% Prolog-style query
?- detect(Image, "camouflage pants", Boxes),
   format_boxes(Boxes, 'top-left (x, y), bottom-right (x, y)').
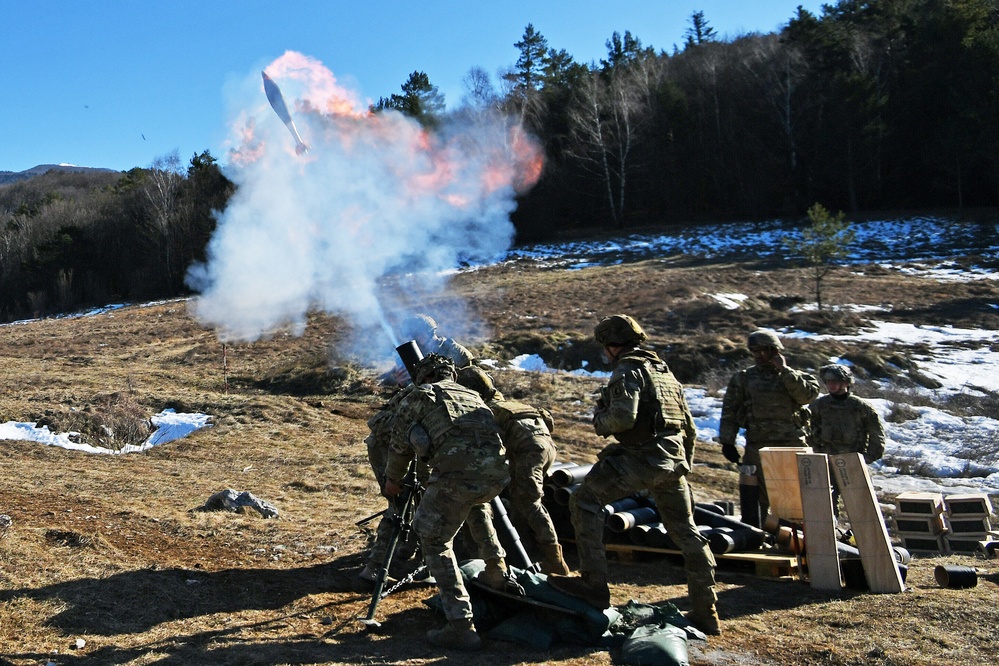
top-left (569, 452), bottom-right (717, 611)
top-left (744, 438), bottom-right (806, 519)
top-left (507, 431), bottom-right (559, 546)
top-left (413, 475), bottom-right (507, 622)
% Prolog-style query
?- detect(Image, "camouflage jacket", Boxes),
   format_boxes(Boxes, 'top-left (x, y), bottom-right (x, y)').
top-left (384, 378), bottom-right (508, 485)
top-left (808, 393), bottom-right (886, 463)
top-left (594, 349), bottom-right (697, 474)
top-left (719, 364), bottom-right (820, 447)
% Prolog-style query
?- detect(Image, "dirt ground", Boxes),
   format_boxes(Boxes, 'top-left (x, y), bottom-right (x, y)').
top-left (1, 255), bottom-right (998, 665)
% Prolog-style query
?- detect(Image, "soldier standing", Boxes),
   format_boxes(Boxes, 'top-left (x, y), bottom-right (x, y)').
top-left (808, 363), bottom-right (886, 510)
top-left (548, 315), bottom-right (720, 636)
top-left (456, 366), bottom-right (570, 575)
top-left (383, 354), bottom-right (510, 651)
top-left (718, 330), bottom-right (820, 527)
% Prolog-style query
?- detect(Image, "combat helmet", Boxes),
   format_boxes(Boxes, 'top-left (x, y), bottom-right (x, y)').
top-left (456, 366), bottom-right (496, 401)
top-left (747, 329), bottom-right (784, 350)
top-left (819, 363), bottom-right (853, 384)
top-left (411, 353), bottom-right (456, 385)
top-left (401, 313), bottom-right (438, 340)
top-left (594, 314), bottom-right (648, 346)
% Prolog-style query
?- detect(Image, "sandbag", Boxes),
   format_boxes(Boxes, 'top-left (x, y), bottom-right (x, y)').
top-left (617, 623), bottom-right (690, 666)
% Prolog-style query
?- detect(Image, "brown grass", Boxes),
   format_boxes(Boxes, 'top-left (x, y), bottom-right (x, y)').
top-left (1, 261), bottom-right (998, 665)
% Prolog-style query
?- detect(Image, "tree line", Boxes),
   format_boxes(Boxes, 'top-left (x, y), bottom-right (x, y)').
top-left (2, 0), bottom-right (997, 321)
top-left (0, 151), bottom-right (233, 321)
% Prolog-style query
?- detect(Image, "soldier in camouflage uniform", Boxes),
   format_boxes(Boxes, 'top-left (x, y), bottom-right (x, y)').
top-left (719, 330), bottom-right (819, 527)
top-left (383, 314), bottom-right (475, 386)
top-left (383, 354), bottom-right (510, 651)
top-left (457, 366), bottom-right (570, 575)
top-left (548, 315), bottom-right (720, 636)
top-left (357, 389), bottom-right (429, 583)
top-left (808, 363), bottom-right (886, 511)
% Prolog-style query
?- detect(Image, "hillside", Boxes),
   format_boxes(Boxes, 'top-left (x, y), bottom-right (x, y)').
top-left (0, 254), bottom-right (997, 665)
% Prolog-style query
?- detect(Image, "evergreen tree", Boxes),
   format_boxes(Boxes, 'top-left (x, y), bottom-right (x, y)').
top-left (685, 11), bottom-right (718, 48)
top-left (372, 71), bottom-right (446, 128)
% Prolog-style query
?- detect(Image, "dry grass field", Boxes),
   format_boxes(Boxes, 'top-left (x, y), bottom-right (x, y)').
top-left (1, 253), bottom-right (998, 665)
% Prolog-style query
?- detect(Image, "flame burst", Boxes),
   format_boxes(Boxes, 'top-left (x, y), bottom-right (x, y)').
top-left (191, 51), bottom-right (544, 349)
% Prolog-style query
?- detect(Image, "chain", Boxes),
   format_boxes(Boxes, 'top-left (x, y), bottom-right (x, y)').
top-left (379, 564), bottom-right (428, 598)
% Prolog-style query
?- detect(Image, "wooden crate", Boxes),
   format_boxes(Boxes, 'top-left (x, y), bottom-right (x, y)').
top-left (892, 515), bottom-right (947, 535)
top-left (901, 534), bottom-right (947, 554)
top-left (944, 493), bottom-right (994, 517)
top-left (894, 491), bottom-right (944, 517)
top-left (945, 537), bottom-right (985, 554)
top-left (947, 517), bottom-right (992, 536)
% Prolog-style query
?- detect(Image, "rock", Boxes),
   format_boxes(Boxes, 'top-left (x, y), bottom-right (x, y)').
top-left (200, 489), bottom-right (279, 518)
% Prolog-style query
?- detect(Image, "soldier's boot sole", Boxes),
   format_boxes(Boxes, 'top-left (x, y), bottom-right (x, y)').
top-left (426, 624), bottom-right (482, 651)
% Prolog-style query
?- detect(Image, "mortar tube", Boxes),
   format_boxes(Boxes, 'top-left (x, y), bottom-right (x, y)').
top-left (395, 340), bottom-right (423, 377)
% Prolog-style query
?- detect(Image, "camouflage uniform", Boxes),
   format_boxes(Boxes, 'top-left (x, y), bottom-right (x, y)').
top-left (808, 393), bottom-right (885, 462)
top-left (809, 388), bottom-right (886, 512)
top-left (384, 376), bottom-right (509, 628)
top-left (360, 391), bottom-right (429, 575)
top-left (719, 362), bottom-right (819, 516)
top-left (422, 336), bottom-right (475, 370)
top-left (490, 393), bottom-right (567, 569)
top-left (554, 346), bottom-right (718, 620)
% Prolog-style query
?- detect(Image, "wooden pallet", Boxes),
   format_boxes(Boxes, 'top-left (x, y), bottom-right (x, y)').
top-left (601, 542), bottom-right (800, 579)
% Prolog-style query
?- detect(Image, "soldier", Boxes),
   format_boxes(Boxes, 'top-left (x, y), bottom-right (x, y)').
top-left (719, 329), bottom-right (819, 527)
top-left (547, 315), bottom-right (720, 636)
top-left (383, 354), bottom-right (510, 651)
top-left (809, 363), bottom-right (886, 510)
top-left (383, 314), bottom-right (474, 386)
top-left (456, 366), bottom-right (570, 575)
top-left (357, 389), bottom-right (427, 583)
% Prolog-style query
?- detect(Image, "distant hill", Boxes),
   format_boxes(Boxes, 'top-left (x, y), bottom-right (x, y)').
top-left (0, 163), bottom-right (118, 185)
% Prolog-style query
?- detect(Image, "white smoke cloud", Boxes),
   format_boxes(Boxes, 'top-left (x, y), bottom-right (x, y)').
top-left (187, 52), bottom-right (541, 362)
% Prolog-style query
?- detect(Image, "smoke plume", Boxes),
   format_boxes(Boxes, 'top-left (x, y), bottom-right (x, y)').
top-left (187, 51), bottom-right (542, 362)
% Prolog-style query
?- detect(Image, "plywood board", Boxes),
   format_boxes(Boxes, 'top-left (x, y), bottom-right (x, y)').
top-left (830, 453), bottom-right (905, 593)
top-left (798, 453), bottom-right (842, 590)
top-left (759, 447), bottom-right (812, 522)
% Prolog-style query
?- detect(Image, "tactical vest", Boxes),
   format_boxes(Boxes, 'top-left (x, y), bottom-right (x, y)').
top-left (416, 382), bottom-right (502, 475)
top-left (492, 399), bottom-right (555, 434)
top-left (615, 354), bottom-right (687, 447)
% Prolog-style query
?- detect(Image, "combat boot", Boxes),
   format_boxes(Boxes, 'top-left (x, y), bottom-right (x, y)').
top-left (426, 618), bottom-right (482, 651)
top-left (540, 543), bottom-right (570, 576)
top-left (684, 606), bottom-right (721, 636)
top-left (547, 571), bottom-right (611, 608)
top-left (478, 557), bottom-right (508, 590)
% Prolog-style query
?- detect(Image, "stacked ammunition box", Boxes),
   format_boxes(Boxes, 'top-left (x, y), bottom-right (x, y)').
top-left (942, 493), bottom-right (996, 554)
top-left (892, 491), bottom-right (947, 554)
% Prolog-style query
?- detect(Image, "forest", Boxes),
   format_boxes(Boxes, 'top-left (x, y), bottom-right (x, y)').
top-left (2, 0), bottom-right (998, 322)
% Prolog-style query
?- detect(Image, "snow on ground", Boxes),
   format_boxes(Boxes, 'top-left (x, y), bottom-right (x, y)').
top-left (2, 218), bottom-right (998, 497)
top-left (0, 409), bottom-right (211, 455)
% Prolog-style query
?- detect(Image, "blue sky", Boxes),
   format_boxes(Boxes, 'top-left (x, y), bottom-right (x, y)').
top-left (1, 1), bottom-right (826, 174)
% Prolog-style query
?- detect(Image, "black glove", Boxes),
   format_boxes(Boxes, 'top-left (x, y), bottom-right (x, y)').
top-left (721, 442), bottom-right (741, 464)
